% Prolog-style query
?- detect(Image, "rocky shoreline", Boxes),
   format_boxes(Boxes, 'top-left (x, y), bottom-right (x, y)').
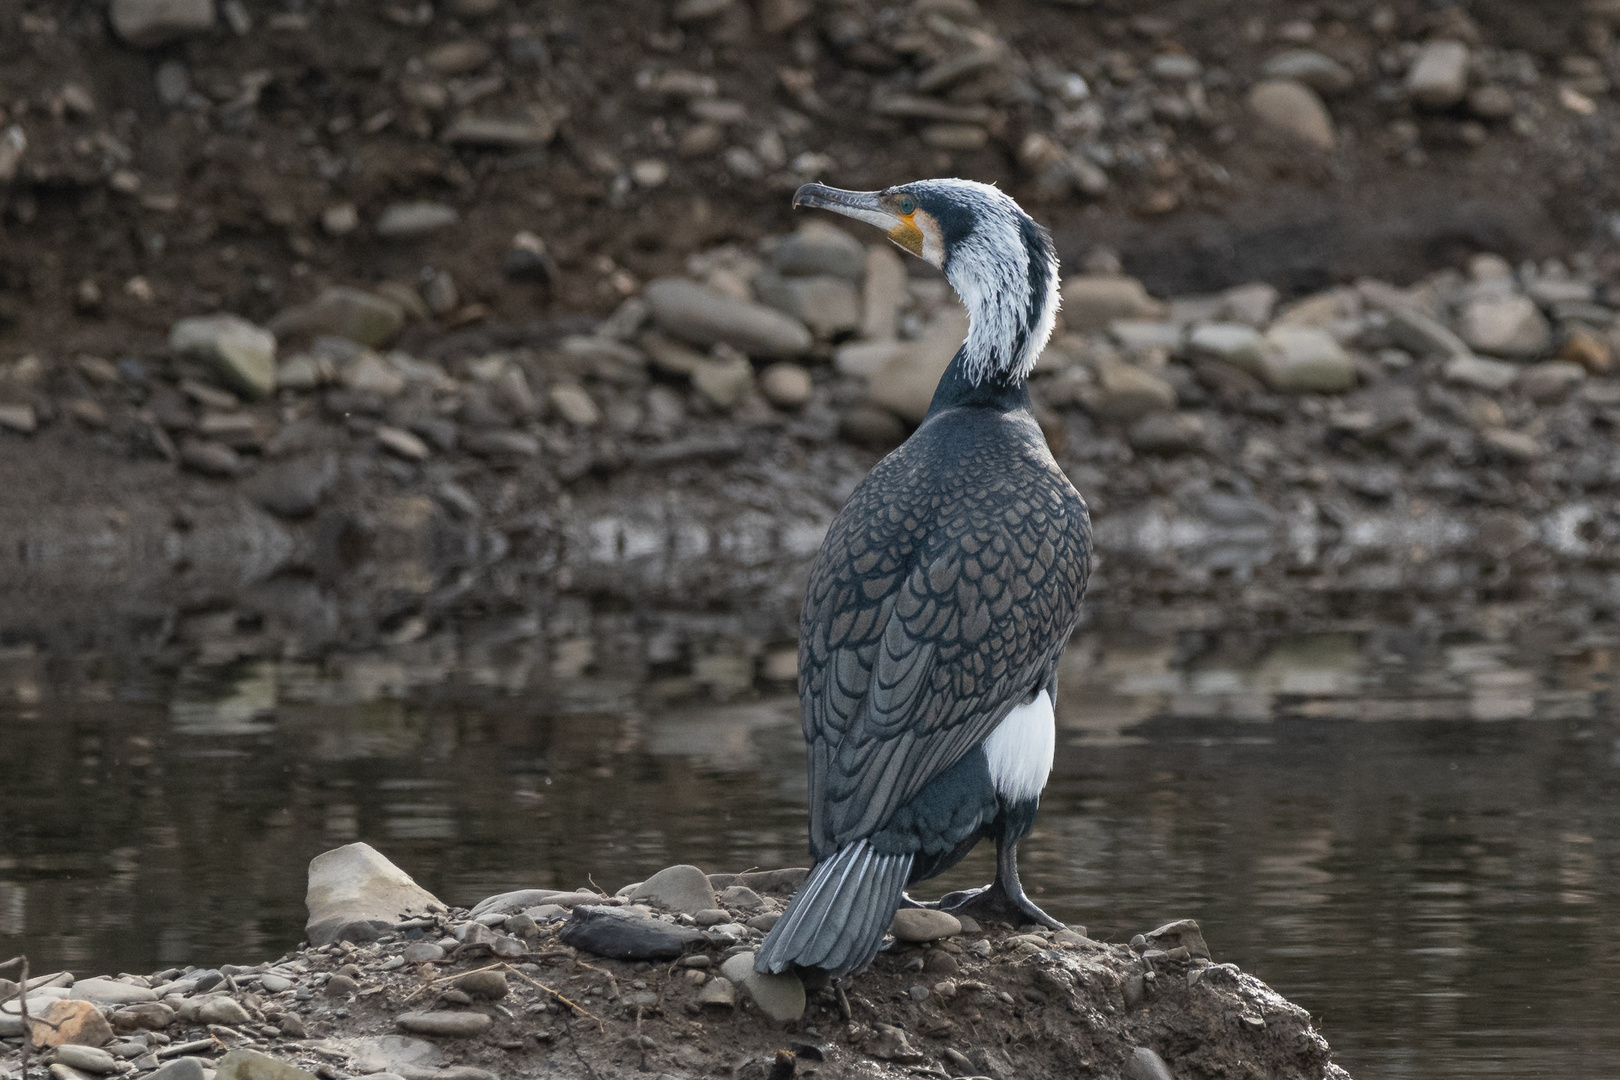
top-left (1, 843), bottom-right (1352, 1080)
top-left (2, 224), bottom-right (1617, 677)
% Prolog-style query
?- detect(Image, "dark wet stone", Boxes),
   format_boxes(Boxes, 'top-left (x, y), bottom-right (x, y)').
top-left (556, 904), bottom-right (704, 960)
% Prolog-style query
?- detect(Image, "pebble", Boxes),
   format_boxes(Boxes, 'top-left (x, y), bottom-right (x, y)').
top-left (145, 1060), bottom-right (205, 1080)
top-left (1460, 294), bottom-right (1551, 358)
top-left (1144, 919), bottom-right (1211, 959)
top-left (0, 403), bottom-right (38, 434)
top-left (1559, 327), bottom-right (1613, 374)
top-left (461, 430), bottom-right (541, 458)
top-left (1061, 275), bottom-right (1166, 332)
top-left (556, 905), bottom-right (705, 960)
top-left (215, 1050), bottom-right (318, 1080)
top-left (1518, 361), bottom-right (1585, 403)
top-left (377, 426), bottom-right (431, 462)
top-left (1468, 85), bottom-right (1515, 120)
top-left (258, 974), bottom-right (293, 993)
top-left (755, 274), bottom-right (861, 338)
top-left (549, 384), bottom-right (602, 426)
top-left (376, 203), bottom-right (460, 240)
top-left (861, 244), bottom-right (907, 341)
top-left (325, 974), bottom-right (358, 997)
top-left (771, 222), bottom-right (866, 281)
top-left (1246, 79), bottom-right (1335, 151)
top-left (644, 278), bottom-right (812, 359)
top-left (272, 286), bottom-right (405, 348)
top-left (442, 118), bottom-right (555, 148)
top-left (29, 999), bottom-right (116, 1048)
top-left (890, 908), bottom-right (963, 943)
top-left (697, 977), bottom-right (736, 1007)
top-left (110, 0), bottom-right (215, 47)
top-left (719, 952), bottom-right (806, 1023)
top-left (111, 1003), bottom-right (174, 1031)
top-left (170, 315), bottom-right (277, 399)
top-left (867, 309), bottom-right (969, 422)
top-left (53, 1046), bottom-right (117, 1074)
top-left (759, 362), bottom-right (813, 408)
top-left (342, 353), bottom-right (405, 397)
top-left (1260, 49), bottom-right (1353, 95)
top-left (692, 355), bottom-right (756, 410)
top-left (1407, 40), bottom-right (1471, 109)
top-left (245, 454), bottom-right (337, 518)
top-left (1129, 411), bottom-right (1206, 454)
top-left (321, 204), bottom-right (359, 236)
top-left (1259, 325), bottom-right (1356, 392)
top-left (180, 439), bottom-right (246, 477)
top-left (1127, 1046), bottom-right (1175, 1080)
top-left (627, 864), bottom-right (718, 915)
top-left (306, 843), bottom-right (446, 948)
top-left (454, 971), bottom-right (508, 1000)
top-left (1088, 363), bottom-right (1178, 422)
top-left (1188, 322), bottom-right (1265, 369)
top-left (395, 1011), bottom-right (492, 1037)
top-left (694, 908), bottom-right (729, 926)
top-left (1480, 428), bottom-right (1540, 462)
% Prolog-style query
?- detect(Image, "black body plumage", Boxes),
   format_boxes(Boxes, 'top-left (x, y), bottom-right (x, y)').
top-left (757, 179), bottom-right (1092, 979)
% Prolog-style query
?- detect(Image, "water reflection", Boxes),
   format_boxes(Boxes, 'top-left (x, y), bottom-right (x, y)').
top-left (0, 621), bottom-right (1616, 1080)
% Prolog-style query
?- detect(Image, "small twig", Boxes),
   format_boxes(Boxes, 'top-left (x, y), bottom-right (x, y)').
top-left (2, 956), bottom-right (31, 1080)
top-left (496, 963), bottom-right (603, 1030)
top-left (835, 981), bottom-right (852, 1022)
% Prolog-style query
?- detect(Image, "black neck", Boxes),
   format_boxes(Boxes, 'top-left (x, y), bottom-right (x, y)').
top-left (924, 347), bottom-right (1029, 418)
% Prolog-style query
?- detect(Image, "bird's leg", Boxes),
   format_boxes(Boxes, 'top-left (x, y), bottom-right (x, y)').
top-left (934, 836), bottom-right (1064, 929)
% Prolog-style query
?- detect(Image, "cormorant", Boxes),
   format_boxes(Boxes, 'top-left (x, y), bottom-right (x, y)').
top-left (756, 179), bottom-right (1093, 980)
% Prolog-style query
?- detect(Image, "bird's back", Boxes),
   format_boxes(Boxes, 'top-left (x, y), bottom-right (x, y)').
top-left (798, 403), bottom-right (1091, 858)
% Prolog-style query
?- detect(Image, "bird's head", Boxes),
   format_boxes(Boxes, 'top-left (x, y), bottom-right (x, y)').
top-left (794, 178), bottom-right (1060, 385)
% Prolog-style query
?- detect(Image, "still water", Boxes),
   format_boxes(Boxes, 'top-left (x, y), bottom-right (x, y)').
top-left (1, 620), bottom-right (1617, 1080)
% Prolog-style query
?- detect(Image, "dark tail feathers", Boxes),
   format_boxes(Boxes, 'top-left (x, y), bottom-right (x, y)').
top-left (754, 839), bottom-right (913, 978)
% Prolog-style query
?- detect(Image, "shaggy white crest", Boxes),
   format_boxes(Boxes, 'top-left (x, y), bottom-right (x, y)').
top-left (909, 178), bottom-right (1062, 385)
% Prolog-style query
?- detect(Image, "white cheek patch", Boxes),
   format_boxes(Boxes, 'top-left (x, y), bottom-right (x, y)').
top-left (983, 689), bottom-right (1055, 803)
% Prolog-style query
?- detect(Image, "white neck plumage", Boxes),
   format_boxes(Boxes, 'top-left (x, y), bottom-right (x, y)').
top-left (945, 224), bottom-right (1062, 387)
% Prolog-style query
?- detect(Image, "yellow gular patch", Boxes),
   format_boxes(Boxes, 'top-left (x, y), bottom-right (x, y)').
top-left (887, 218), bottom-right (924, 258)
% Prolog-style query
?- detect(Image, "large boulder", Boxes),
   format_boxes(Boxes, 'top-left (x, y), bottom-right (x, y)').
top-left (304, 842), bottom-right (446, 946)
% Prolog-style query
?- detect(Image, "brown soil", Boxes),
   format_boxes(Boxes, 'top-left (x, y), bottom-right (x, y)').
top-left (1, 884), bottom-right (1354, 1080)
top-left (2, 0), bottom-right (1614, 363)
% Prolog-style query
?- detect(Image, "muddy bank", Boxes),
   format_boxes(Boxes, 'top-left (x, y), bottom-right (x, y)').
top-left (0, 843), bottom-right (1352, 1080)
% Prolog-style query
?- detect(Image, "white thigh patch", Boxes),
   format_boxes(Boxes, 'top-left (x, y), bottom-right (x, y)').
top-left (982, 689), bottom-right (1055, 803)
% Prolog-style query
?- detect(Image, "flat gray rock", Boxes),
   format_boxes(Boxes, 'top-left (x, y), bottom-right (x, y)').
top-left (627, 864), bottom-right (717, 915)
top-left (305, 842), bottom-right (446, 947)
top-left (557, 905), bottom-right (704, 960)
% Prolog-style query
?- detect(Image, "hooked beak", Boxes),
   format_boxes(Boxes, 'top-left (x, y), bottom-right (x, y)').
top-left (792, 183), bottom-right (901, 232)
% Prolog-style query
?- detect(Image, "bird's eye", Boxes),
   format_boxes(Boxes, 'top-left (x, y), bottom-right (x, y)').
top-left (898, 195), bottom-right (916, 215)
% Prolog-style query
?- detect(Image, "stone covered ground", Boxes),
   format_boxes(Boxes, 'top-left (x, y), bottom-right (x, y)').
top-left (3, 0), bottom-right (1620, 679)
top-left (0, 843), bottom-right (1351, 1080)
